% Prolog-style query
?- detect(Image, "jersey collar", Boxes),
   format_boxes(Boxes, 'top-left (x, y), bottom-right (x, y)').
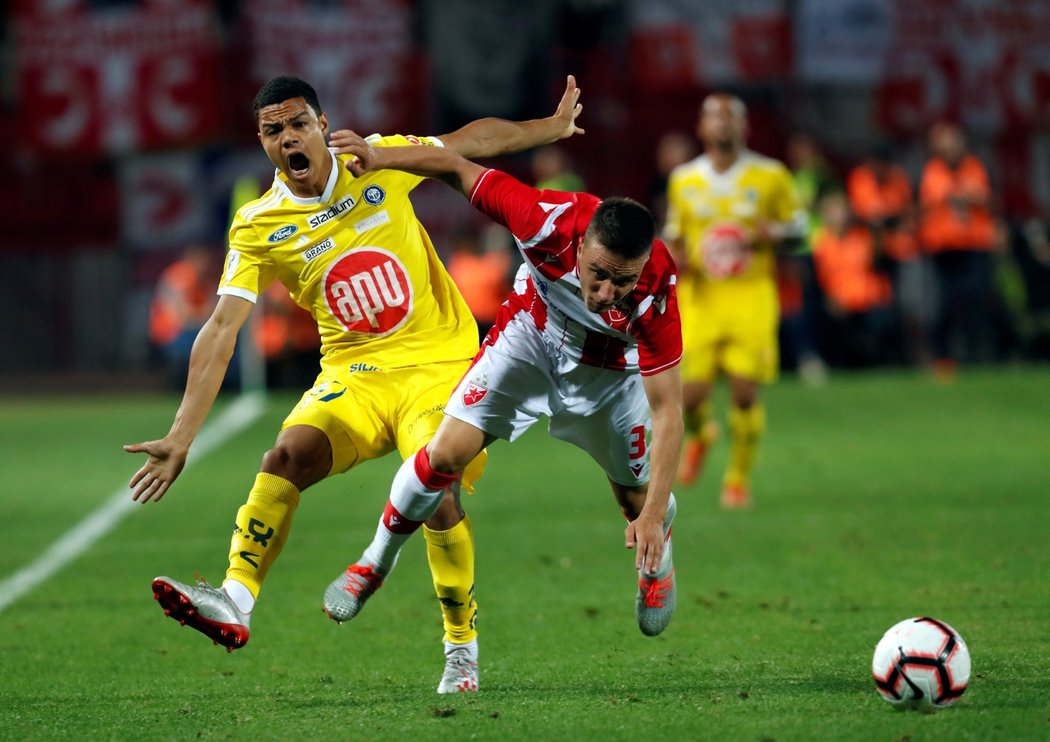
top-left (273, 148), bottom-right (339, 206)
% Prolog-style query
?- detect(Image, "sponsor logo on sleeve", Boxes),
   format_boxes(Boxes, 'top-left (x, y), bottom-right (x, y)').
top-left (268, 225), bottom-right (298, 243)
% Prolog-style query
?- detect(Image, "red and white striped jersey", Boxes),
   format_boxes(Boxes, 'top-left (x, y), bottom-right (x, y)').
top-left (469, 169), bottom-right (682, 376)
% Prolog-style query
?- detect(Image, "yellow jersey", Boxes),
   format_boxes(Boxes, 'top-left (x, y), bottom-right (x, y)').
top-left (219, 135), bottom-right (478, 372)
top-left (663, 150), bottom-right (805, 286)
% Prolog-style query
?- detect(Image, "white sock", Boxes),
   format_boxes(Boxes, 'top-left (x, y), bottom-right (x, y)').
top-left (445, 637), bottom-right (478, 659)
top-left (639, 493), bottom-right (676, 580)
top-left (360, 525), bottom-right (405, 576)
top-left (222, 579), bottom-right (255, 614)
top-left (358, 453), bottom-right (449, 575)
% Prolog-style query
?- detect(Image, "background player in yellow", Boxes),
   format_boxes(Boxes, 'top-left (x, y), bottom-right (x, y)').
top-left (663, 93), bottom-right (805, 508)
top-left (124, 74), bottom-right (584, 693)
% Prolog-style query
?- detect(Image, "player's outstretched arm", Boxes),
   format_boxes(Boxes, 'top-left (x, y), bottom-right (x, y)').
top-left (338, 135), bottom-right (486, 198)
top-left (439, 74), bottom-right (585, 159)
top-left (123, 295), bottom-right (253, 503)
top-left (625, 365), bottom-right (684, 575)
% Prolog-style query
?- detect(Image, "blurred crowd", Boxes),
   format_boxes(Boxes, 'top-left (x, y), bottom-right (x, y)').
top-left (779, 120), bottom-right (1050, 380)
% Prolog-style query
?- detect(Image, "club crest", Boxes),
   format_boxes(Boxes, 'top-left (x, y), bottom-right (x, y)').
top-left (463, 376), bottom-right (489, 406)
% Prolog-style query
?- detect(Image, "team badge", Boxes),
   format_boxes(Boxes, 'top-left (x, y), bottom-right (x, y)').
top-left (462, 376), bottom-right (489, 406)
top-left (268, 225), bottom-right (298, 243)
top-left (363, 185), bottom-right (386, 205)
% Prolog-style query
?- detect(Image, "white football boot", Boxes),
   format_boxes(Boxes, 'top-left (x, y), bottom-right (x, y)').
top-left (322, 562), bottom-right (384, 623)
top-left (437, 640), bottom-right (479, 694)
top-left (152, 575), bottom-right (250, 651)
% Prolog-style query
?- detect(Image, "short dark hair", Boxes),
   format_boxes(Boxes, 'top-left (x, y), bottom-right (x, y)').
top-left (252, 76), bottom-right (323, 120)
top-left (585, 197), bottom-right (655, 260)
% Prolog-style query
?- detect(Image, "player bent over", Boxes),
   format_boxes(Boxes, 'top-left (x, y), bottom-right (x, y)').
top-left (124, 75), bottom-right (585, 694)
top-left (321, 139), bottom-right (684, 660)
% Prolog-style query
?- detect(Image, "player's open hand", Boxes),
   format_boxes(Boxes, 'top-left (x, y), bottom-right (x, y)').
top-left (329, 129), bottom-right (380, 176)
top-left (625, 512), bottom-right (665, 576)
top-left (123, 438), bottom-right (188, 503)
top-left (551, 74), bottom-right (585, 140)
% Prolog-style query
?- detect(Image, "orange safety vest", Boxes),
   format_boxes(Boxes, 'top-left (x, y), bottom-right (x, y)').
top-left (847, 164), bottom-right (919, 261)
top-left (448, 251), bottom-right (511, 325)
top-left (813, 225), bottom-right (893, 313)
top-left (918, 155), bottom-right (995, 252)
top-left (149, 261), bottom-right (213, 346)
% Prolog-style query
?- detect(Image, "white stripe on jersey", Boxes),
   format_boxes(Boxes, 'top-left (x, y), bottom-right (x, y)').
top-left (240, 190), bottom-right (281, 223)
top-left (521, 201), bottom-right (573, 249)
top-left (217, 285), bottom-right (259, 304)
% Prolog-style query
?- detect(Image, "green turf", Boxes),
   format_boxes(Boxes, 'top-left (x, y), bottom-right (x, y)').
top-left (1, 368), bottom-right (1048, 740)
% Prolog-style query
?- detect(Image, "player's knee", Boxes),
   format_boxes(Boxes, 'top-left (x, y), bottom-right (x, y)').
top-left (426, 490), bottom-right (465, 529)
top-left (260, 441), bottom-right (330, 489)
top-left (425, 444), bottom-right (469, 477)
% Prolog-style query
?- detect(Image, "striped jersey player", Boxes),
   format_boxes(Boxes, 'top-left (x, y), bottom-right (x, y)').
top-left (322, 137), bottom-right (686, 640)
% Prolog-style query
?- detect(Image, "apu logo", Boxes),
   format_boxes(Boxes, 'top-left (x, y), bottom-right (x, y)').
top-left (268, 225), bottom-right (298, 243)
top-left (323, 248), bottom-right (413, 335)
top-left (701, 222), bottom-right (752, 279)
top-left (363, 185), bottom-right (386, 205)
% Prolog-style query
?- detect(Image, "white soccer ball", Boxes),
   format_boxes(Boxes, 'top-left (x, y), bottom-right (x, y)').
top-left (872, 617), bottom-right (971, 711)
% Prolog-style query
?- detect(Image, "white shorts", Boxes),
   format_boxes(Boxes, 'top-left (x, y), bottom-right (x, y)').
top-left (444, 313), bottom-right (652, 487)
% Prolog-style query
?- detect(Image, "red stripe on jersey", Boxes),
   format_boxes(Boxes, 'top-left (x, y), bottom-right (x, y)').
top-left (472, 169), bottom-right (588, 282)
top-left (633, 243), bottom-right (683, 375)
top-left (580, 329), bottom-right (628, 371)
top-left (472, 167), bottom-right (683, 375)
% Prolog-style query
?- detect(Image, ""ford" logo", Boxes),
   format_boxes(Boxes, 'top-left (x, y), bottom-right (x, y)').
top-left (268, 225), bottom-right (298, 243)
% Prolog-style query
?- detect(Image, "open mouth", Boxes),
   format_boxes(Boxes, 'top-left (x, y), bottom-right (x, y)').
top-left (288, 152), bottom-right (310, 178)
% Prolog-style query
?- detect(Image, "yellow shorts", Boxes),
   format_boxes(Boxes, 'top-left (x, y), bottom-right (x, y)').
top-left (282, 359), bottom-right (485, 490)
top-left (678, 277), bottom-right (779, 384)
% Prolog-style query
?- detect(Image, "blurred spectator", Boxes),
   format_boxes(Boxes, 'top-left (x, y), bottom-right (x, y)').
top-left (783, 132), bottom-right (834, 384)
top-left (648, 131), bottom-right (698, 227)
top-left (812, 192), bottom-right (894, 368)
top-left (148, 243), bottom-right (221, 389)
top-left (447, 225), bottom-right (515, 341)
top-left (919, 121), bottom-right (998, 377)
top-left (848, 141), bottom-right (928, 365)
top-left (253, 283), bottom-right (321, 389)
top-left (1004, 217), bottom-right (1050, 361)
top-left (531, 145), bottom-right (585, 192)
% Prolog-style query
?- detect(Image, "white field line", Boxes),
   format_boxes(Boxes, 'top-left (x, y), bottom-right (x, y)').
top-left (0, 392), bottom-right (267, 615)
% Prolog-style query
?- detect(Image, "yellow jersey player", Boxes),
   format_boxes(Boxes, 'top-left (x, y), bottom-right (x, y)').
top-left (124, 74), bottom-right (584, 693)
top-left (663, 93), bottom-right (805, 508)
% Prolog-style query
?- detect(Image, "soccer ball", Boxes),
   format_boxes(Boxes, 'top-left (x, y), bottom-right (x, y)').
top-left (872, 617), bottom-right (971, 711)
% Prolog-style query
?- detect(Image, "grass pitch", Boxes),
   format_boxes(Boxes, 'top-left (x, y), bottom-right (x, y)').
top-left (1, 367), bottom-right (1048, 740)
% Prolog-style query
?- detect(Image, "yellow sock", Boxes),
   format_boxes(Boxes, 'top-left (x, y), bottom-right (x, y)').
top-left (423, 515), bottom-right (478, 644)
top-left (725, 403), bottom-right (765, 489)
top-left (226, 473), bottom-right (301, 598)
